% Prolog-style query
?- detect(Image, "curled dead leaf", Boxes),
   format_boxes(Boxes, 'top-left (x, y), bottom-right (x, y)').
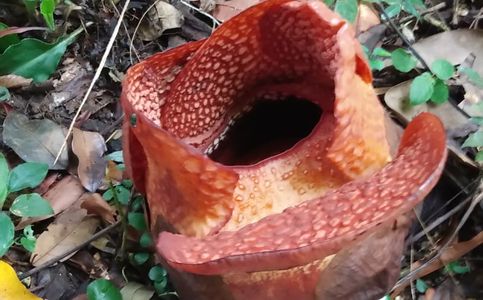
top-left (72, 128), bottom-right (107, 192)
top-left (138, 1), bottom-right (184, 41)
top-left (80, 193), bottom-right (116, 224)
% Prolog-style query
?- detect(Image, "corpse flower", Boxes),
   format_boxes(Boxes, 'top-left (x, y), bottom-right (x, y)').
top-left (121, 0), bottom-right (447, 298)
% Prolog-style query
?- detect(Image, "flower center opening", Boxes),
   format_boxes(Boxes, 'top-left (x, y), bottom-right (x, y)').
top-left (207, 97), bottom-right (322, 166)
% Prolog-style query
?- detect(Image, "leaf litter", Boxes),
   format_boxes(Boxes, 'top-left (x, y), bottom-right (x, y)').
top-left (0, 0), bottom-right (483, 299)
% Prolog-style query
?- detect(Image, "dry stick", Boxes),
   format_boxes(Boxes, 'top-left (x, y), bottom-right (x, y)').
top-left (53, 0), bottom-right (132, 166)
top-left (392, 181), bottom-right (483, 291)
top-left (375, 2), bottom-right (431, 71)
top-left (18, 220), bottom-right (121, 280)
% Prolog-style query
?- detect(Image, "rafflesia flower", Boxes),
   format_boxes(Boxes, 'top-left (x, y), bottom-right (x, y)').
top-left (121, 0), bottom-right (447, 298)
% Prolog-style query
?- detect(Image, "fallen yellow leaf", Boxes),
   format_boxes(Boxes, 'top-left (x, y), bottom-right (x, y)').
top-left (0, 261), bottom-right (41, 300)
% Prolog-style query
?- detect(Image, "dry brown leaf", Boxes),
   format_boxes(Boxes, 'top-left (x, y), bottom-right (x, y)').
top-left (412, 29), bottom-right (483, 74)
top-left (106, 160), bottom-right (124, 182)
top-left (356, 4), bottom-right (380, 33)
top-left (30, 207), bottom-right (99, 266)
top-left (0, 74), bottom-right (32, 88)
top-left (80, 193), bottom-right (116, 224)
top-left (138, 1), bottom-right (184, 41)
top-left (3, 111), bottom-right (69, 169)
top-left (213, 0), bottom-right (261, 22)
top-left (316, 216), bottom-right (410, 300)
top-left (72, 128), bottom-right (107, 192)
top-left (34, 173), bottom-right (60, 195)
top-left (17, 175), bottom-right (85, 229)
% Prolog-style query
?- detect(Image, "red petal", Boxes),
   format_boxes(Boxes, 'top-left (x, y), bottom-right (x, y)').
top-left (157, 113), bottom-right (447, 274)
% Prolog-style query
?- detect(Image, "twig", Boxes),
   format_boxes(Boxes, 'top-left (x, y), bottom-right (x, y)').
top-left (18, 221), bottom-right (121, 280)
top-left (375, 2), bottom-right (431, 70)
top-left (53, 0), bottom-right (132, 166)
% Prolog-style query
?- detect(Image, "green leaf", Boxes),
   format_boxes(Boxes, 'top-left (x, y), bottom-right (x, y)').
top-left (431, 59), bottom-right (455, 80)
top-left (430, 79), bottom-right (449, 104)
top-left (372, 47), bottom-right (391, 57)
top-left (149, 266), bottom-right (167, 281)
top-left (0, 23), bottom-right (21, 53)
top-left (139, 231), bottom-right (153, 248)
top-left (0, 153), bottom-right (9, 209)
top-left (462, 131), bottom-right (483, 148)
top-left (401, 0), bottom-right (420, 17)
top-left (369, 59), bottom-right (384, 71)
top-left (383, 4), bottom-right (401, 19)
top-left (0, 86), bottom-right (10, 102)
top-left (153, 277), bottom-right (168, 294)
top-left (8, 162), bottom-right (49, 192)
top-left (0, 27), bottom-right (83, 82)
top-left (20, 225), bottom-right (36, 252)
top-left (0, 212), bottom-right (14, 257)
top-left (128, 212), bottom-right (147, 231)
top-left (391, 48), bottom-right (417, 73)
top-left (132, 252), bottom-right (150, 265)
top-left (10, 193), bottom-right (54, 217)
top-left (102, 189), bottom-right (113, 201)
top-left (114, 185), bottom-right (130, 205)
top-left (87, 279), bottom-right (122, 300)
top-left (121, 179), bottom-right (133, 188)
top-left (40, 0), bottom-right (56, 30)
top-left (131, 195), bottom-right (144, 212)
top-left (415, 279), bottom-right (428, 293)
top-left (410, 72), bottom-right (435, 105)
top-left (459, 66), bottom-right (483, 88)
top-left (470, 117), bottom-right (483, 125)
top-left (323, 0), bottom-right (336, 7)
top-left (475, 151), bottom-right (483, 162)
top-left (106, 151), bottom-right (123, 163)
top-left (335, 0), bottom-right (358, 23)
top-left (445, 261), bottom-right (471, 274)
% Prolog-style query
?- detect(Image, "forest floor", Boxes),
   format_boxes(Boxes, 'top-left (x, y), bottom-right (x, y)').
top-left (0, 0), bottom-right (482, 299)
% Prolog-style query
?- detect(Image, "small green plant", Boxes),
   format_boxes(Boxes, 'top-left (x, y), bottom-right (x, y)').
top-left (324, 0), bottom-right (426, 23)
top-left (389, 50), bottom-right (483, 106)
top-left (22, 0), bottom-right (58, 30)
top-left (444, 260), bottom-right (471, 275)
top-left (0, 153), bottom-right (53, 257)
top-left (87, 279), bottom-right (122, 300)
top-left (415, 279), bottom-right (428, 293)
top-left (363, 46), bottom-right (392, 71)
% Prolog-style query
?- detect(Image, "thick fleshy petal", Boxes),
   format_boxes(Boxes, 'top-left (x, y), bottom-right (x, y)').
top-left (157, 113), bottom-right (447, 274)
